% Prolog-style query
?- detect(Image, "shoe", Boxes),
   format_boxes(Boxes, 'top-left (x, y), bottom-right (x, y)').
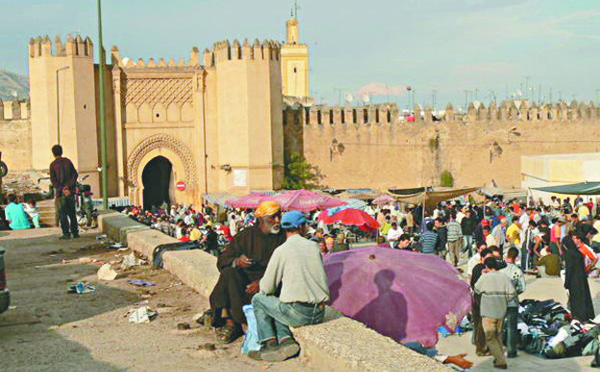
top-left (247, 339), bottom-right (278, 361)
top-left (494, 364), bottom-right (508, 370)
top-left (261, 337), bottom-right (300, 362)
top-left (59, 235), bottom-right (71, 240)
top-left (216, 323), bottom-right (244, 344)
top-left (72, 233), bottom-right (80, 239)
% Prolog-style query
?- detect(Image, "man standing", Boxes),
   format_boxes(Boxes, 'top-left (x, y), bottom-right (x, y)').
top-left (500, 247), bottom-right (525, 358)
top-left (475, 257), bottom-right (516, 370)
top-left (49, 145), bottom-right (79, 239)
top-left (446, 212), bottom-right (463, 267)
top-left (461, 209), bottom-right (478, 257)
top-left (565, 234), bottom-right (596, 321)
top-left (209, 201), bottom-right (286, 343)
top-left (250, 210), bottom-right (329, 362)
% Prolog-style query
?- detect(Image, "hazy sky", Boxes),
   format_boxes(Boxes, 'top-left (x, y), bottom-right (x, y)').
top-left (2, 0), bottom-right (600, 108)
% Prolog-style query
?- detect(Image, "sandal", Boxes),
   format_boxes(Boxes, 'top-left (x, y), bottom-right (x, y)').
top-left (216, 323), bottom-right (244, 344)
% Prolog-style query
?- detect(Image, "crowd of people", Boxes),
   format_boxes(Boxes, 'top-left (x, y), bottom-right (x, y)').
top-left (6, 172), bottom-right (600, 368)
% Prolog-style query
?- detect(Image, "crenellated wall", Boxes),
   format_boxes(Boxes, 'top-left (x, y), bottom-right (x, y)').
top-left (284, 101), bottom-right (600, 190)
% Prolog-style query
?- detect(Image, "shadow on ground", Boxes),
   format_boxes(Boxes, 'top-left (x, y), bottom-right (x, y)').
top-left (0, 232), bottom-right (137, 371)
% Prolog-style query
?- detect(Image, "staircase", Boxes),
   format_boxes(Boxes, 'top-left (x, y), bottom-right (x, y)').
top-left (38, 199), bottom-right (58, 227)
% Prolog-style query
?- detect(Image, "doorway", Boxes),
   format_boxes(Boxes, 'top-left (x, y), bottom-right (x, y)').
top-left (142, 156), bottom-right (172, 210)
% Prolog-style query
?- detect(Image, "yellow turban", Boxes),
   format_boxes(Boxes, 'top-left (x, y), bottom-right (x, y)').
top-left (255, 201), bottom-right (281, 217)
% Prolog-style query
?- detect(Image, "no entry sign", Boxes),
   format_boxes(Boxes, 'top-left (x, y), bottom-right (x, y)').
top-left (176, 181), bottom-right (186, 191)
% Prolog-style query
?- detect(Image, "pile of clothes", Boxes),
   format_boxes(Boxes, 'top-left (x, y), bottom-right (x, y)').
top-left (518, 299), bottom-right (600, 359)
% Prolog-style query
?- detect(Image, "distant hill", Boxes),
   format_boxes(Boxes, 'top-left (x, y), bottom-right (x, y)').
top-left (0, 69), bottom-right (29, 101)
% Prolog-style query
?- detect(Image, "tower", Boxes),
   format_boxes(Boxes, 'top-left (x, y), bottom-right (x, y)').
top-left (281, 14), bottom-right (309, 99)
top-left (28, 35), bottom-right (100, 193)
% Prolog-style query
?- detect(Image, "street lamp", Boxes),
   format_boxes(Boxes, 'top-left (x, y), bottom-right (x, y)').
top-left (56, 66), bottom-right (70, 145)
top-left (97, 0), bottom-right (109, 210)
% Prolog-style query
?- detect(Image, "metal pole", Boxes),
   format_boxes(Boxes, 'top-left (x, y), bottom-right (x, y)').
top-left (97, 0), bottom-right (109, 210)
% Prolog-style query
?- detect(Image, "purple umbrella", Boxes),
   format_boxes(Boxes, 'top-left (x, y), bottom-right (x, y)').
top-left (324, 247), bottom-right (472, 348)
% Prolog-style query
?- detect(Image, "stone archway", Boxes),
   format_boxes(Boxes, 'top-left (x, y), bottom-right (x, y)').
top-left (142, 156), bottom-right (172, 209)
top-left (126, 134), bottom-right (198, 205)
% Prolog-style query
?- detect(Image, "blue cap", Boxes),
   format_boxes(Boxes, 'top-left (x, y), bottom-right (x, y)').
top-left (281, 210), bottom-right (307, 229)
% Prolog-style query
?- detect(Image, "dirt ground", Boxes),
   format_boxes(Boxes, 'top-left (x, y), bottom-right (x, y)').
top-left (0, 228), bottom-right (314, 372)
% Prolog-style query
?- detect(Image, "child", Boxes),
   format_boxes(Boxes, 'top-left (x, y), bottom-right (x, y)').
top-left (24, 200), bottom-right (41, 228)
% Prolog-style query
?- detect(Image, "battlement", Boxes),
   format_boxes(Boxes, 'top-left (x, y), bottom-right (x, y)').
top-left (29, 35), bottom-right (93, 58)
top-left (284, 100), bottom-right (600, 127)
top-left (0, 99), bottom-right (30, 120)
top-left (204, 39), bottom-right (281, 67)
top-left (112, 38), bottom-right (280, 70)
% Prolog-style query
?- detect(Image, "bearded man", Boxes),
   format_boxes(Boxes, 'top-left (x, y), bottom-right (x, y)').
top-left (208, 201), bottom-right (286, 343)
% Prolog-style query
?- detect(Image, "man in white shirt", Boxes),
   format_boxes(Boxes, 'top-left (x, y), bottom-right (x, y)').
top-left (249, 211), bottom-right (330, 362)
top-left (387, 222), bottom-right (403, 248)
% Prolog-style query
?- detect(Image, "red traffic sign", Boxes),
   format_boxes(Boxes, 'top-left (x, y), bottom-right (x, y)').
top-left (176, 181), bottom-right (186, 191)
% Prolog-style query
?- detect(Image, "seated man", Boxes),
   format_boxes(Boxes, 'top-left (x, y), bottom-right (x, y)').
top-left (5, 194), bottom-right (32, 230)
top-left (249, 210), bottom-right (330, 362)
top-left (209, 201), bottom-right (285, 343)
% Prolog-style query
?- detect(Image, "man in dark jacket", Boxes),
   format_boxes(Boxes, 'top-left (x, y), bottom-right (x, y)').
top-left (49, 145), bottom-right (79, 239)
top-left (461, 209), bottom-right (478, 257)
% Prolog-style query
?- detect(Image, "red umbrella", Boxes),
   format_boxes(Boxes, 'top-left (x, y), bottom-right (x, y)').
top-left (226, 193), bottom-right (271, 209)
top-left (272, 189), bottom-right (346, 212)
top-left (319, 208), bottom-right (380, 231)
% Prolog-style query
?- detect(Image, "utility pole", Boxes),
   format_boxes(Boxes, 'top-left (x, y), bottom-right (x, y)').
top-left (524, 76), bottom-right (530, 101)
top-left (431, 89), bottom-right (437, 110)
top-left (333, 87), bottom-right (347, 106)
top-left (97, 0), bottom-right (109, 210)
top-left (464, 90), bottom-right (470, 112)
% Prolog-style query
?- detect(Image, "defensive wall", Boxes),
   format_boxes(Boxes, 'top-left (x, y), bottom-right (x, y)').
top-left (283, 100), bottom-right (600, 190)
top-left (98, 212), bottom-right (451, 371)
top-left (0, 100), bottom-right (32, 171)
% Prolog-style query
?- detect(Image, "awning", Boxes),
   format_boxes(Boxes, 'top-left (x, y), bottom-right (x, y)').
top-left (481, 186), bottom-right (527, 199)
top-left (532, 182), bottom-right (600, 195)
top-left (202, 192), bottom-right (237, 207)
top-left (390, 187), bottom-right (481, 209)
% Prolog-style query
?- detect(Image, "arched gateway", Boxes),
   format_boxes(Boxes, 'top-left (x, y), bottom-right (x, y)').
top-left (126, 134), bottom-right (198, 207)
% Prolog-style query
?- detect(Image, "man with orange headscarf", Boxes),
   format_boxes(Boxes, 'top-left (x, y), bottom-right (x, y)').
top-left (208, 200), bottom-right (286, 343)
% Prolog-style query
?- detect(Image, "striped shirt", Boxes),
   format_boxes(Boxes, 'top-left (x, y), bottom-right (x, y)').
top-left (447, 221), bottom-right (463, 242)
top-left (474, 270), bottom-right (516, 319)
top-left (419, 231), bottom-right (438, 254)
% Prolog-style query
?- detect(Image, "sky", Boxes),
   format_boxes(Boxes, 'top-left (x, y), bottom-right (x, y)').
top-left (1, 0), bottom-right (600, 109)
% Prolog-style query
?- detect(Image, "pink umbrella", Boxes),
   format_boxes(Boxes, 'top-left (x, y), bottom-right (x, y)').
top-left (372, 194), bottom-right (395, 205)
top-left (226, 193), bottom-right (271, 209)
top-left (324, 247), bottom-right (472, 348)
top-left (272, 189), bottom-right (347, 212)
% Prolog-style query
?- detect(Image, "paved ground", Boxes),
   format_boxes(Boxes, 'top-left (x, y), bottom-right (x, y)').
top-left (0, 228), bottom-right (313, 372)
top-left (436, 254), bottom-right (600, 372)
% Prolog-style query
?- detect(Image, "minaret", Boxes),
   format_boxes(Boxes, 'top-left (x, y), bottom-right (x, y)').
top-left (281, 6), bottom-right (309, 99)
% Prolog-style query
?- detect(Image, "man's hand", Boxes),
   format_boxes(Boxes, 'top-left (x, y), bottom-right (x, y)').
top-left (444, 354), bottom-right (473, 369)
top-left (245, 280), bottom-right (260, 294)
top-left (234, 254), bottom-right (253, 268)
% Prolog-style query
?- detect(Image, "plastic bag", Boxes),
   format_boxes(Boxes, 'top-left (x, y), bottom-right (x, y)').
top-left (241, 304), bottom-right (261, 355)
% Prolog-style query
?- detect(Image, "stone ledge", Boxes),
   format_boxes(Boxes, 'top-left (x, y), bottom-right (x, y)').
top-left (114, 216), bottom-right (451, 371)
top-left (127, 229), bottom-right (179, 258)
top-left (98, 211), bottom-right (150, 246)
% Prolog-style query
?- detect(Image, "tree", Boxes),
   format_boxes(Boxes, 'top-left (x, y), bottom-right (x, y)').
top-left (283, 154), bottom-right (325, 190)
top-left (440, 170), bottom-right (454, 187)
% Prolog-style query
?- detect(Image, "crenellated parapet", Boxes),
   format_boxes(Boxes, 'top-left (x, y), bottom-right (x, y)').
top-left (112, 38), bottom-right (280, 70)
top-left (0, 99), bottom-right (30, 121)
top-left (29, 34), bottom-right (93, 58)
top-left (285, 100), bottom-right (600, 128)
top-left (204, 39), bottom-right (281, 67)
